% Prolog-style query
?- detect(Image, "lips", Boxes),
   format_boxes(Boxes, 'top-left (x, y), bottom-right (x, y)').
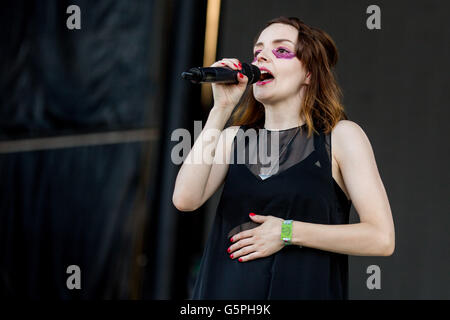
top-left (259, 67), bottom-right (274, 79)
top-left (256, 78), bottom-right (274, 86)
top-left (256, 66), bottom-right (275, 85)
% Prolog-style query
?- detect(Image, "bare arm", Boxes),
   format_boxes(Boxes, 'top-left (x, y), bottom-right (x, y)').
top-left (291, 120), bottom-right (395, 256)
top-left (172, 106), bottom-right (239, 211)
top-left (172, 57), bottom-right (248, 212)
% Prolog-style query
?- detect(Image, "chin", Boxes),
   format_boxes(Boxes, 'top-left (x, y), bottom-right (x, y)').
top-left (254, 91), bottom-right (289, 107)
top-left (253, 93), bottom-right (268, 103)
top-left (253, 87), bottom-right (271, 101)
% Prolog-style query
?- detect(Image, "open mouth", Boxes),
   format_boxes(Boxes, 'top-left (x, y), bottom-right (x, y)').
top-left (256, 70), bottom-right (275, 85)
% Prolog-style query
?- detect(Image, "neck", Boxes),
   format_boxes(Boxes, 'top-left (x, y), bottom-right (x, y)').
top-left (262, 92), bottom-right (305, 130)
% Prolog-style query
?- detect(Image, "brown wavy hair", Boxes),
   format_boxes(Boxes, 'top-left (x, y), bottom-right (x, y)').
top-left (228, 16), bottom-right (348, 136)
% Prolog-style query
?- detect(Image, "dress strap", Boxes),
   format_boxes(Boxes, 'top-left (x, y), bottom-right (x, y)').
top-left (313, 131), bottom-right (332, 175)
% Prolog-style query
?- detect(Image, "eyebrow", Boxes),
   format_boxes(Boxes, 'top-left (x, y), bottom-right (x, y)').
top-left (254, 39), bottom-right (295, 48)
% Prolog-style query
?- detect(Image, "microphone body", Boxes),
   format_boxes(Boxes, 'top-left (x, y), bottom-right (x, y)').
top-left (181, 62), bottom-right (261, 84)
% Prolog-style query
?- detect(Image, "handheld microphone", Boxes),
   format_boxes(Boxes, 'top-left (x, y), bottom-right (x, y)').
top-left (181, 62), bottom-right (261, 84)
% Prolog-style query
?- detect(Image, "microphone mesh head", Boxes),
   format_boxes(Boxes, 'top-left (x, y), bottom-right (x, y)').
top-left (242, 63), bottom-right (261, 84)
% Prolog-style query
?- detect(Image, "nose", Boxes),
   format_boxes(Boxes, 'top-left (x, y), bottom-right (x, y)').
top-left (252, 48), bottom-right (271, 64)
top-left (256, 49), bottom-right (270, 62)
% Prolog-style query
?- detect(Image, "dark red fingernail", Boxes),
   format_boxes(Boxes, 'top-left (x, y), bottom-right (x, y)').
top-left (249, 212), bottom-right (255, 216)
top-left (230, 254), bottom-right (234, 258)
top-left (238, 258), bottom-right (243, 262)
top-left (230, 237), bottom-right (234, 242)
top-left (227, 248), bottom-right (231, 253)
top-left (239, 73), bottom-right (243, 78)
top-left (233, 63), bottom-right (239, 68)
top-left (221, 62), bottom-right (225, 65)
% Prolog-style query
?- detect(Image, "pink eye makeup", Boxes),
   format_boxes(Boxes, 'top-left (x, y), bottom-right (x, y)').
top-left (252, 47), bottom-right (296, 62)
top-left (272, 47), bottom-right (296, 59)
top-left (251, 50), bottom-right (261, 63)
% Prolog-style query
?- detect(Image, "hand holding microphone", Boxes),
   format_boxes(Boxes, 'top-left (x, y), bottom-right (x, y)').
top-left (181, 59), bottom-right (261, 110)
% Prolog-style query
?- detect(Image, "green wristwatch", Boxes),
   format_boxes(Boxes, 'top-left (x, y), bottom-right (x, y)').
top-left (281, 219), bottom-right (293, 245)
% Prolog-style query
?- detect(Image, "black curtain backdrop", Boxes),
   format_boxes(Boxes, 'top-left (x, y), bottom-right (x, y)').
top-left (141, 0), bottom-right (207, 300)
top-left (0, 0), bottom-right (155, 137)
top-left (0, 0), bottom-right (155, 298)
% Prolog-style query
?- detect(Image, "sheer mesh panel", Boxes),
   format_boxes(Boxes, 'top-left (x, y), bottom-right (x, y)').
top-left (235, 124), bottom-right (316, 180)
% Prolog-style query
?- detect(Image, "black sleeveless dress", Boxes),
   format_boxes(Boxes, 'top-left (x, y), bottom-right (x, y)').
top-left (191, 123), bottom-right (352, 300)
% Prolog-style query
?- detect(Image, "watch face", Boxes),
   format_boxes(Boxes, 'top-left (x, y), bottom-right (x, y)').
top-left (281, 221), bottom-right (292, 243)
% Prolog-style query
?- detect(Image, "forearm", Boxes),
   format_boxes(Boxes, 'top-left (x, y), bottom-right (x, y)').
top-left (173, 106), bottom-right (232, 210)
top-left (291, 221), bottom-right (394, 256)
top-left (181, 106), bottom-right (232, 166)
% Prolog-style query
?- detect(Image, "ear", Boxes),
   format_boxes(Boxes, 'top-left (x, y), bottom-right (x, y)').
top-left (305, 72), bottom-right (311, 85)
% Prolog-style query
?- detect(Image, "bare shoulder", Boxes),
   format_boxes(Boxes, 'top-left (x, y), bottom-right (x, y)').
top-left (332, 120), bottom-right (366, 140)
top-left (331, 120), bottom-right (373, 162)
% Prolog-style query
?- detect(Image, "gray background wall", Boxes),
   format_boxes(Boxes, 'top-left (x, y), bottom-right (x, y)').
top-left (213, 0), bottom-right (449, 299)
